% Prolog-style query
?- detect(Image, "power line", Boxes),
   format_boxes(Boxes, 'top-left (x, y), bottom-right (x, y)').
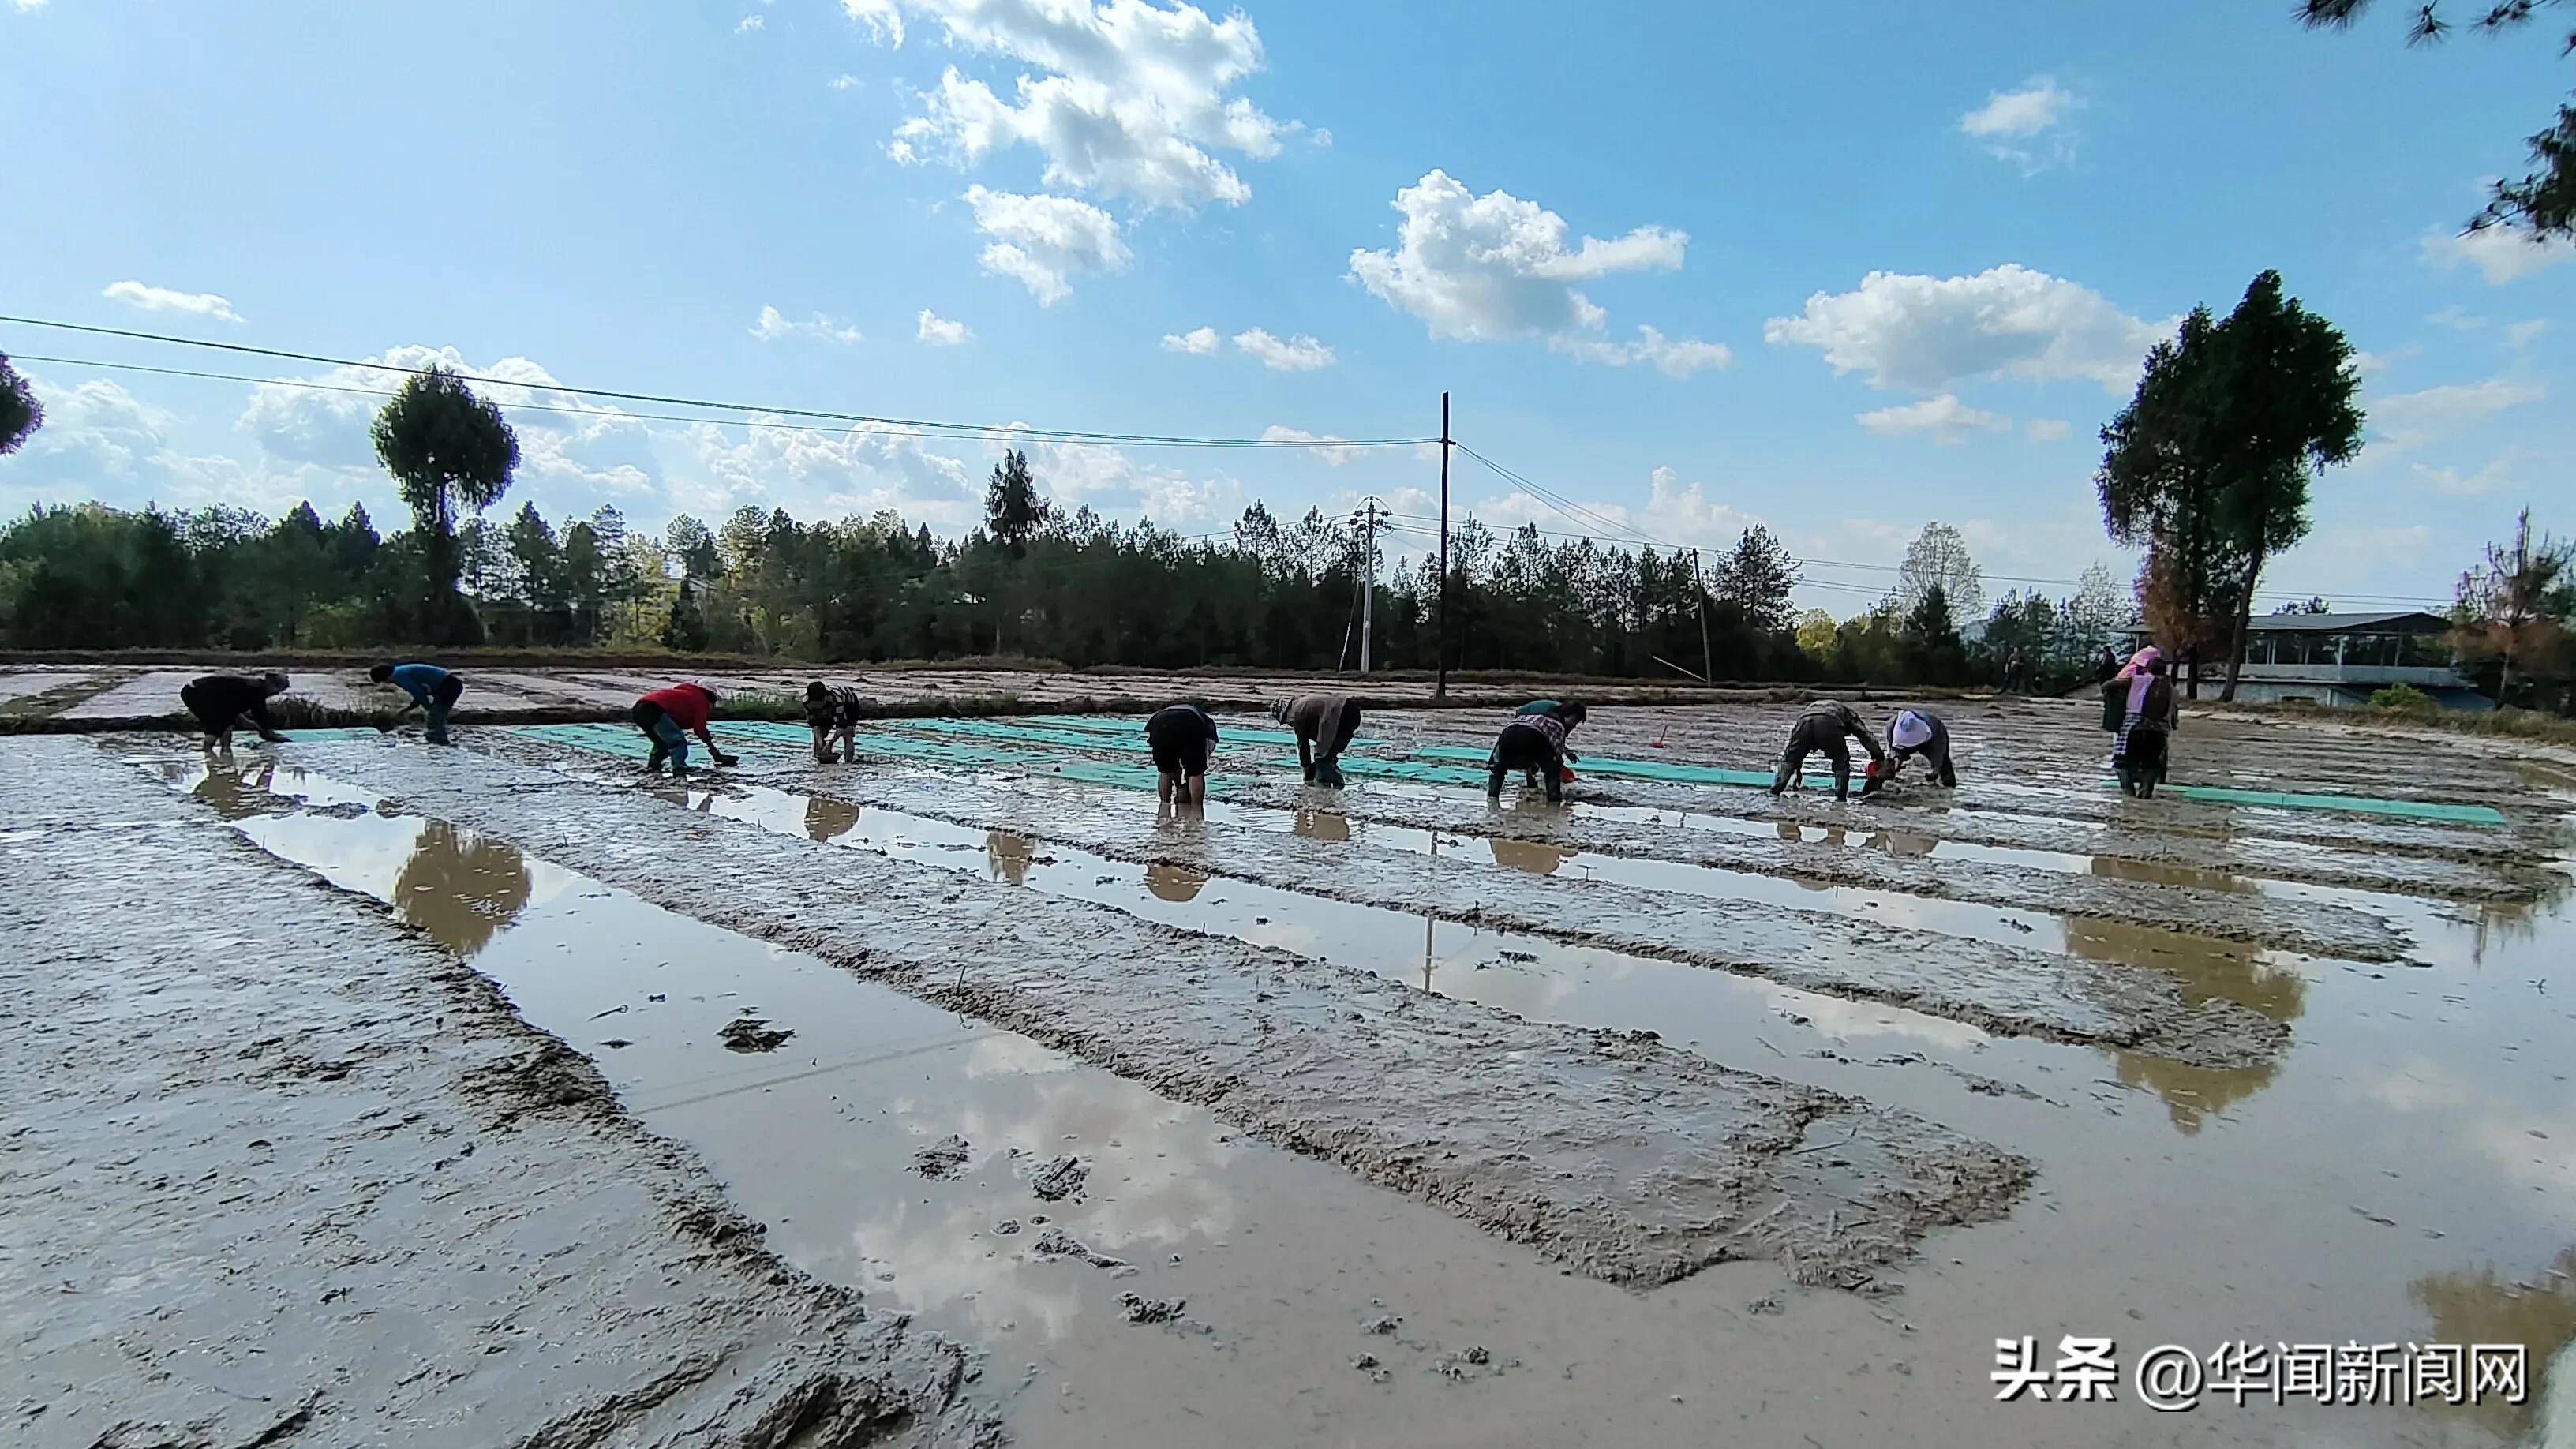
top-left (1452, 444), bottom-right (1686, 552)
top-left (0, 315), bottom-right (1436, 451)
top-left (13, 353), bottom-right (1433, 459)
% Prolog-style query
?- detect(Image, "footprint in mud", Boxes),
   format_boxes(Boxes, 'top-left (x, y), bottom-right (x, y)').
top-left (1030, 1226), bottom-right (1127, 1271)
top-left (1118, 1292), bottom-right (1186, 1325)
top-left (1030, 1154), bottom-right (1088, 1201)
top-left (914, 1133), bottom-right (972, 1179)
top-left (718, 1015), bottom-right (793, 1053)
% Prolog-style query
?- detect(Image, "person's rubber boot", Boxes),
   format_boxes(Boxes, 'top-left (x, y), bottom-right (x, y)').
top-left (646, 745), bottom-right (668, 773)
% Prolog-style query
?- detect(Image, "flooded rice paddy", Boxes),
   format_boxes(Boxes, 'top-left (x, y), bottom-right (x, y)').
top-left (13, 693), bottom-right (2576, 1447)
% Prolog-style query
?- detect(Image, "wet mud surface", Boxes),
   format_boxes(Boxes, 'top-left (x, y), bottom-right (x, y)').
top-left (211, 736), bottom-right (2035, 1290)
top-left (687, 759), bottom-right (2292, 1069)
top-left (17, 689), bottom-right (2576, 1448)
top-left (0, 744), bottom-right (994, 1449)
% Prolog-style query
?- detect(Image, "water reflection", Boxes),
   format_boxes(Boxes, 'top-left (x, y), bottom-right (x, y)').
top-left (804, 795), bottom-right (861, 843)
top-left (1293, 810), bottom-right (1350, 842)
top-left (2067, 912), bottom-right (2302, 1133)
top-left (1488, 837), bottom-right (1570, 875)
top-left (2089, 854), bottom-right (2256, 895)
top-left (987, 829), bottom-right (1034, 885)
top-left (1144, 863), bottom-right (1207, 902)
top-left (190, 759), bottom-right (283, 820)
top-left (1869, 830), bottom-right (1939, 857)
top-left (391, 820), bottom-right (532, 959)
top-left (2410, 1245), bottom-right (2576, 1442)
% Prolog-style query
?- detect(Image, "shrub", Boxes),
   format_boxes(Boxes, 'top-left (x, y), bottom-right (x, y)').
top-left (2369, 683), bottom-right (2439, 714)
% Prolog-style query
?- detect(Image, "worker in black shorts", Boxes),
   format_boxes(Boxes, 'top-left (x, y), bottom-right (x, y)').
top-left (1145, 702), bottom-right (1220, 808)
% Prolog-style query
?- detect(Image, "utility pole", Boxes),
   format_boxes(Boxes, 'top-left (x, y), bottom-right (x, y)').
top-left (1354, 495), bottom-right (1382, 673)
top-left (1434, 391), bottom-right (1451, 698)
top-left (1690, 547), bottom-right (1713, 684)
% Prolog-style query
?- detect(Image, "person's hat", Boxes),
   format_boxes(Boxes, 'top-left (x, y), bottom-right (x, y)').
top-left (1891, 710), bottom-right (1934, 749)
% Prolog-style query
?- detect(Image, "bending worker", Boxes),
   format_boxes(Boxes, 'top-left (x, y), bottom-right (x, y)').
top-left (631, 682), bottom-right (739, 774)
top-left (1488, 707), bottom-right (1574, 804)
top-left (1274, 692), bottom-right (1361, 788)
top-left (1511, 699), bottom-right (1586, 787)
top-left (1769, 698), bottom-right (1888, 802)
top-left (180, 671), bottom-right (291, 751)
top-left (1145, 701), bottom-right (1220, 807)
top-left (1877, 706), bottom-right (1956, 790)
top-left (803, 680), bottom-right (870, 764)
top-left (370, 661), bottom-right (463, 746)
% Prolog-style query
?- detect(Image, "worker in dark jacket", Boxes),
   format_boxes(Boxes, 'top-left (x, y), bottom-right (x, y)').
top-left (2103, 648), bottom-right (2179, 798)
top-left (1867, 707), bottom-right (1957, 792)
top-left (1145, 702), bottom-right (1221, 807)
top-left (1769, 699), bottom-right (1887, 801)
top-left (1488, 710), bottom-right (1573, 803)
top-left (370, 662), bottom-right (463, 745)
top-left (1511, 699), bottom-right (1586, 786)
top-left (632, 683), bottom-right (738, 774)
top-left (1273, 693), bottom-right (1361, 788)
top-left (803, 681), bottom-right (871, 764)
top-left (180, 672), bottom-right (291, 751)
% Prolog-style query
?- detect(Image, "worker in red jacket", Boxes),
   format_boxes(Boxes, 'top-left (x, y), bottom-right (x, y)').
top-left (631, 682), bottom-right (739, 773)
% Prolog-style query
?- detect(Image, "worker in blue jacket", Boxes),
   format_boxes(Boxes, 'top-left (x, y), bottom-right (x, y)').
top-left (370, 662), bottom-right (464, 745)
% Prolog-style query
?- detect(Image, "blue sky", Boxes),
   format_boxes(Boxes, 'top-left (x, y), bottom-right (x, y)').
top-left (3, 0), bottom-right (2569, 616)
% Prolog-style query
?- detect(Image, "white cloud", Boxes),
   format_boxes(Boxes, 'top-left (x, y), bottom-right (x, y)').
top-left (873, 0), bottom-right (1296, 211)
top-left (1133, 472), bottom-right (1241, 526)
top-left (1259, 425), bottom-right (1359, 466)
top-left (2421, 227), bottom-right (2574, 285)
top-left (13, 374), bottom-right (176, 483)
top-left (2370, 374), bottom-right (2546, 453)
top-left (1547, 325), bottom-right (1732, 378)
top-left (960, 185), bottom-right (1129, 304)
top-left (1160, 325), bottom-right (1219, 355)
top-left (2413, 456), bottom-right (2517, 497)
top-left (680, 417), bottom-right (978, 523)
top-left (748, 305), bottom-right (863, 343)
top-left (915, 309), bottom-right (973, 346)
top-left (1469, 466), bottom-right (1768, 553)
top-left (1764, 264), bottom-right (2172, 394)
top-left (2025, 417), bottom-right (2072, 441)
top-left (839, 0), bottom-right (903, 45)
top-left (736, 13), bottom-right (765, 32)
top-left (2428, 304), bottom-right (2487, 331)
top-left (1856, 393), bottom-right (2011, 444)
top-left (1347, 169), bottom-right (1701, 365)
top-left (101, 280), bottom-right (243, 324)
top-left (12, 0), bottom-right (53, 12)
top-left (828, 73), bottom-right (861, 90)
top-left (237, 346), bottom-right (651, 504)
top-left (1957, 77), bottom-right (2079, 173)
top-left (1231, 327), bottom-right (1334, 371)
top-left (2505, 319), bottom-right (2550, 350)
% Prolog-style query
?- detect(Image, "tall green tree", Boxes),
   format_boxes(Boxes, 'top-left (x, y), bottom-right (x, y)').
top-left (1715, 525), bottom-right (1800, 633)
top-left (2203, 271), bottom-right (2364, 700)
top-left (983, 449), bottom-right (1050, 652)
top-left (0, 354), bottom-right (40, 457)
top-left (370, 366), bottom-right (519, 642)
top-left (2300, 0), bottom-right (2576, 238)
top-left (2100, 305), bottom-right (2241, 698)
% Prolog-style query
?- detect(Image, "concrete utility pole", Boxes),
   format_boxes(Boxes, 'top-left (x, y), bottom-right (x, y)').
top-left (1434, 391), bottom-right (1451, 698)
top-left (1355, 495), bottom-right (1382, 673)
top-left (1690, 547), bottom-right (1713, 683)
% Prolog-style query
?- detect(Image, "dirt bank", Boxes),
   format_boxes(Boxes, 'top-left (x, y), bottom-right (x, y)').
top-left (0, 742), bottom-right (998, 1449)
top-left (256, 737), bottom-right (2035, 1289)
top-left (657, 755), bottom-right (2296, 1069)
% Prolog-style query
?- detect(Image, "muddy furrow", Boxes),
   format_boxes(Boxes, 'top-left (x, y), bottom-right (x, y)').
top-left (0, 739), bottom-right (997, 1449)
top-left (282, 737), bottom-right (2032, 1289)
top-left (696, 759), bottom-right (2295, 1069)
top-left (1552, 786), bottom-right (2534, 899)
top-left (1182, 779), bottom-right (2406, 961)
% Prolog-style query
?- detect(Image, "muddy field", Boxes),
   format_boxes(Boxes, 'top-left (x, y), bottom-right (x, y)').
top-left (6, 686), bottom-right (2574, 1448)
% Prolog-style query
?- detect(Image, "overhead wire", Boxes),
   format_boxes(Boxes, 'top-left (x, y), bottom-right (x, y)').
top-left (0, 316), bottom-right (1436, 451)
